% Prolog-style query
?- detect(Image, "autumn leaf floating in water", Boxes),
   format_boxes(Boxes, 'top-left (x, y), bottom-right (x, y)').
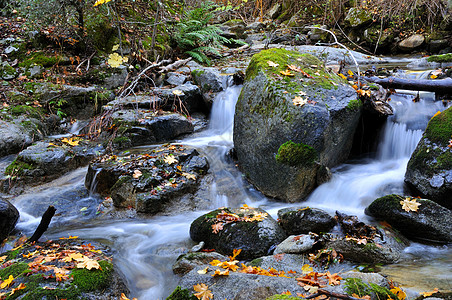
top-left (400, 197), bottom-right (421, 212)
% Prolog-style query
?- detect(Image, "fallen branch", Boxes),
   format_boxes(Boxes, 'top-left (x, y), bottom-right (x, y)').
top-left (363, 76), bottom-right (452, 94)
top-left (158, 57), bottom-right (192, 73)
top-left (27, 206), bottom-right (56, 243)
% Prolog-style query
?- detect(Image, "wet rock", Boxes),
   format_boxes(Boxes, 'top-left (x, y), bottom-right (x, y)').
top-left (405, 106), bottom-right (452, 208)
top-left (246, 22), bottom-right (265, 32)
top-left (0, 120), bottom-right (34, 156)
top-left (0, 199), bottom-right (19, 241)
top-left (233, 48), bottom-right (361, 201)
top-left (307, 25), bottom-right (329, 43)
top-left (428, 39), bottom-right (449, 54)
top-left (277, 206), bottom-right (336, 235)
top-left (398, 34), bottom-right (425, 51)
top-left (344, 8), bottom-right (373, 28)
top-left (165, 72), bottom-right (187, 86)
top-left (0, 60), bottom-right (17, 80)
top-left (365, 194), bottom-right (452, 243)
top-left (103, 66), bottom-right (128, 89)
top-left (85, 144), bottom-right (208, 214)
top-left (189, 206), bottom-right (286, 260)
top-left (191, 68), bottom-right (224, 93)
top-left (152, 82), bottom-right (207, 114)
top-left (173, 251), bottom-right (229, 275)
top-left (273, 234), bottom-right (317, 254)
top-left (364, 26), bottom-right (395, 49)
top-left (406, 57), bottom-right (441, 69)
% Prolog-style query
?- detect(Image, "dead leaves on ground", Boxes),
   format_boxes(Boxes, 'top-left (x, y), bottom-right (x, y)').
top-left (210, 207), bottom-right (268, 234)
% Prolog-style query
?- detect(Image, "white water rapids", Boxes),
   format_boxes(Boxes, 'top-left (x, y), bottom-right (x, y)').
top-left (9, 78), bottom-right (452, 298)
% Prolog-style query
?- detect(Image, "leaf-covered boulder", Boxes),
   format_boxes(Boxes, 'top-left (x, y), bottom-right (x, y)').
top-left (405, 107), bottom-right (452, 208)
top-left (189, 206), bottom-right (286, 259)
top-left (233, 48), bottom-right (361, 202)
top-left (277, 206), bottom-right (336, 235)
top-left (365, 194), bottom-right (452, 243)
top-left (0, 199), bottom-right (19, 241)
top-left (85, 144), bottom-right (208, 214)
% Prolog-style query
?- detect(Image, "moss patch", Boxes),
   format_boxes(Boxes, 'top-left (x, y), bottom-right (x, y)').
top-left (344, 278), bottom-right (397, 299)
top-left (18, 51), bottom-right (62, 68)
top-left (266, 295), bottom-right (300, 300)
top-left (5, 159), bottom-right (36, 176)
top-left (0, 262), bottom-right (29, 280)
top-left (10, 105), bottom-right (43, 119)
top-left (427, 53), bottom-right (452, 63)
top-left (275, 140), bottom-right (318, 167)
top-left (347, 99), bottom-right (362, 111)
top-left (166, 286), bottom-right (197, 300)
top-left (71, 260), bottom-right (113, 292)
top-left (424, 107), bottom-right (452, 145)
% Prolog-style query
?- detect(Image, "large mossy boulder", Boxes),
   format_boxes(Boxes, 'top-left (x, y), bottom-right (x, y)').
top-left (189, 206), bottom-right (286, 259)
top-left (0, 199), bottom-right (19, 241)
top-left (344, 8), bottom-right (373, 28)
top-left (405, 107), bottom-right (452, 208)
top-left (233, 48), bottom-right (361, 202)
top-left (85, 144), bottom-right (208, 214)
top-left (365, 194), bottom-right (452, 243)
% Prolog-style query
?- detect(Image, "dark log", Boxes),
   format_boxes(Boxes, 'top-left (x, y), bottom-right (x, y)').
top-left (363, 76), bottom-right (452, 94)
top-left (27, 206), bottom-right (56, 243)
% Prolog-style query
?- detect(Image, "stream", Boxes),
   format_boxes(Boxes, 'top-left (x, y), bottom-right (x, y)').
top-left (8, 69), bottom-right (452, 299)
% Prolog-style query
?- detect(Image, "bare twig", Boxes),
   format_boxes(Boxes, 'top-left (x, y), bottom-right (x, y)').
top-left (76, 52), bottom-right (96, 72)
top-left (158, 57), bottom-right (192, 73)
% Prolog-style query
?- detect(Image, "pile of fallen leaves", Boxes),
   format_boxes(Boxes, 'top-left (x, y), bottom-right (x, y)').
top-left (210, 204), bottom-right (268, 234)
top-left (0, 237), bottom-right (112, 299)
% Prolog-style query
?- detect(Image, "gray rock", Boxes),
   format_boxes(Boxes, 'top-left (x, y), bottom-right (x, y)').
top-left (429, 39), bottom-right (449, 54)
top-left (406, 57), bottom-right (441, 69)
top-left (341, 271), bottom-right (390, 288)
top-left (246, 22), bottom-right (265, 32)
top-left (0, 120), bottom-right (34, 156)
top-left (233, 48), bottom-right (361, 201)
top-left (172, 251), bottom-right (229, 275)
top-left (191, 67), bottom-right (224, 93)
top-left (245, 33), bottom-right (266, 46)
top-left (365, 194), bottom-right (452, 243)
top-left (277, 206), bottom-right (336, 235)
top-left (0, 199), bottom-right (19, 241)
top-left (0, 61), bottom-right (17, 80)
top-left (103, 67), bottom-right (128, 89)
top-left (399, 34), bottom-right (425, 51)
top-left (405, 106), bottom-right (452, 208)
top-left (266, 3), bottom-right (281, 19)
top-left (307, 25), bottom-right (329, 42)
top-left (344, 8), bottom-right (373, 28)
top-left (165, 72), bottom-right (187, 86)
top-left (273, 234), bottom-right (316, 254)
top-left (189, 207), bottom-right (286, 259)
top-left (4, 45), bottom-right (18, 54)
top-left (28, 65), bottom-right (43, 78)
top-left (152, 83), bottom-right (206, 113)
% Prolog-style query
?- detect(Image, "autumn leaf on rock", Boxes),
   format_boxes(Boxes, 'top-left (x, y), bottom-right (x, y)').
top-left (229, 249), bottom-right (242, 261)
top-left (293, 96), bottom-right (307, 107)
top-left (107, 53), bottom-right (128, 68)
top-left (197, 267), bottom-right (209, 275)
top-left (63, 252), bottom-right (85, 263)
top-left (267, 60), bottom-right (279, 67)
top-left (93, 0), bottom-right (112, 6)
top-left (400, 197), bottom-right (421, 212)
top-left (325, 271), bottom-right (341, 285)
top-left (303, 285), bottom-right (319, 294)
top-left (76, 258), bottom-right (101, 270)
top-left (301, 264), bottom-right (313, 274)
top-left (172, 89), bottom-right (183, 96)
top-left (0, 255), bottom-right (6, 263)
top-left (212, 269), bottom-right (229, 277)
top-left (182, 172), bottom-right (196, 180)
top-left (59, 235), bottom-right (78, 240)
top-left (120, 293), bottom-right (138, 300)
top-left (164, 155), bottom-right (178, 165)
top-left (0, 275), bottom-right (14, 289)
top-left (133, 170), bottom-right (142, 179)
top-left (390, 286), bottom-right (407, 300)
top-left (348, 70), bottom-right (354, 76)
top-left (10, 283), bottom-right (26, 295)
top-left (61, 137), bottom-right (80, 146)
top-left (338, 73), bottom-right (347, 80)
top-left (211, 222), bottom-right (224, 234)
top-left (193, 283), bottom-right (213, 300)
top-left (422, 288), bottom-right (439, 297)
top-left (280, 70), bottom-right (295, 77)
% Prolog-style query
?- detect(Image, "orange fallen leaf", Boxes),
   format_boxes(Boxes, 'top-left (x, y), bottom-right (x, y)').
top-left (421, 288), bottom-right (439, 297)
top-left (10, 283), bottom-right (26, 295)
top-left (0, 275), bottom-right (14, 289)
top-left (193, 283), bottom-right (213, 300)
top-left (120, 293), bottom-right (138, 300)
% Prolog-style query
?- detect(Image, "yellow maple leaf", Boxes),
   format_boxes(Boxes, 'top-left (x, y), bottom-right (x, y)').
top-left (76, 258), bottom-right (101, 270)
top-left (293, 96), bottom-right (307, 107)
top-left (63, 252), bottom-right (85, 263)
top-left (0, 275), bottom-right (14, 289)
top-left (163, 155), bottom-right (178, 165)
top-left (301, 264), bottom-right (313, 274)
top-left (107, 53), bottom-right (128, 68)
top-left (267, 60), bottom-right (279, 67)
top-left (212, 269), bottom-right (229, 277)
top-left (348, 70), bottom-right (354, 76)
top-left (229, 249), bottom-right (242, 261)
top-left (93, 0), bottom-right (112, 6)
top-left (10, 283), bottom-right (26, 295)
top-left (193, 283), bottom-right (213, 300)
top-left (280, 70), bottom-right (295, 77)
top-left (209, 260), bottom-right (222, 267)
top-left (182, 172), bottom-right (196, 180)
top-left (390, 286), bottom-right (407, 300)
top-left (400, 197), bottom-right (421, 212)
top-left (338, 73), bottom-right (347, 80)
top-left (61, 137), bottom-right (79, 146)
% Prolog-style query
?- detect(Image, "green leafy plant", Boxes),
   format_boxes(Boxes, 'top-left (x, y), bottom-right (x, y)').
top-left (172, 3), bottom-right (234, 64)
top-left (49, 98), bottom-right (68, 118)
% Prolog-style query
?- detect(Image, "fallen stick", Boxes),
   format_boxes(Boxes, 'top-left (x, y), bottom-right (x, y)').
top-left (363, 76), bottom-right (452, 94)
top-left (27, 206), bottom-right (56, 243)
top-left (158, 57), bottom-right (192, 73)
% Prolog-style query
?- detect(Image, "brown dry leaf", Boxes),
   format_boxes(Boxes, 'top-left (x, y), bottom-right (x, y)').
top-left (280, 70), bottom-right (295, 77)
top-left (211, 222), bottom-right (224, 234)
top-left (164, 155), bottom-right (178, 165)
top-left (10, 283), bottom-right (26, 295)
top-left (193, 283), bottom-right (213, 300)
top-left (400, 197), bottom-right (421, 212)
top-left (133, 170), bottom-right (142, 179)
top-left (287, 64), bottom-right (303, 72)
top-left (182, 172), bottom-right (196, 180)
top-left (267, 60), bottom-right (279, 67)
top-left (293, 96), bottom-right (307, 107)
top-left (326, 271), bottom-right (341, 285)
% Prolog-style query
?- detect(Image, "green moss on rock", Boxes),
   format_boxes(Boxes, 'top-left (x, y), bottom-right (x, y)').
top-left (0, 262), bottom-right (29, 279)
top-left (344, 278), bottom-right (397, 299)
top-left (347, 99), bottom-right (362, 111)
top-left (10, 105), bottom-right (43, 119)
top-left (424, 107), bottom-right (452, 145)
top-left (18, 52), bottom-right (62, 68)
top-left (5, 159), bottom-right (36, 176)
top-left (266, 295), bottom-right (300, 300)
top-left (427, 53), bottom-right (452, 63)
top-left (275, 140), bottom-right (318, 167)
top-left (71, 260), bottom-right (113, 292)
top-left (166, 286), bottom-right (197, 300)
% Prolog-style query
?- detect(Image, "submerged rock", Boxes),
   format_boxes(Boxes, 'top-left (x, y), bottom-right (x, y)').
top-left (85, 144), bottom-right (208, 214)
top-left (0, 198), bottom-right (19, 241)
top-left (365, 194), bottom-right (452, 243)
top-left (233, 48), bottom-right (361, 201)
top-left (405, 106), bottom-right (452, 208)
top-left (277, 206), bottom-right (336, 235)
top-left (189, 206), bottom-right (286, 260)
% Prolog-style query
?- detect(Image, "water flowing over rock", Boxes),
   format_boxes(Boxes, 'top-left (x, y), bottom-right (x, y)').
top-left (366, 194), bottom-right (452, 243)
top-left (0, 198), bottom-right (19, 241)
top-left (85, 144), bottom-right (208, 214)
top-left (233, 48), bottom-right (361, 201)
top-left (405, 106), bottom-right (452, 208)
top-left (277, 206), bottom-right (336, 235)
top-left (189, 206), bottom-right (286, 259)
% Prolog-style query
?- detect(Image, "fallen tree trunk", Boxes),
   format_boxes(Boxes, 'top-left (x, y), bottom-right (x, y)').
top-left (27, 206), bottom-right (56, 243)
top-left (363, 76), bottom-right (452, 94)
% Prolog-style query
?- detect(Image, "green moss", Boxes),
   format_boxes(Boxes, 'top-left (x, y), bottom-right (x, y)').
top-left (275, 140), bottom-right (318, 167)
top-left (0, 262), bottom-right (29, 279)
top-left (424, 107), bottom-right (452, 145)
top-left (18, 52), bottom-right (62, 68)
top-left (5, 159), bottom-right (36, 176)
top-left (427, 53), bottom-right (452, 63)
top-left (344, 278), bottom-right (397, 299)
top-left (4, 248), bottom-right (22, 260)
top-left (166, 286), bottom-right (197, 300)
top-left (10, 105), bottom-right (43, 119)
top-left (71, 260), bottom-right (112, 292)
top-left (21, 286), bottom-right (81, 300)
top-left (266, 295), bottom-right (300, 300)
top-left (249, 258), bottom-right (263, 266)
top-left (347, 99), bottom-right (362, 111)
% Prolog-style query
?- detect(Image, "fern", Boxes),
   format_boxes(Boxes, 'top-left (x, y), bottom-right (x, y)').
top-left (172, 2), bottom-right (235, 64)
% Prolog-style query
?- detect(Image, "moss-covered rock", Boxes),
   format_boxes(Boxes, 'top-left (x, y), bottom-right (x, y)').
top-left (344, 8), bottom-right (373, 28)
top-left (344, 278), bottom-right (397, 300)
top-left (233, 48), bottom-right (361, 201)
top-left (405, 107), bottom-right (452, 208)
top-left (427, 53), bottom-right (452, 63)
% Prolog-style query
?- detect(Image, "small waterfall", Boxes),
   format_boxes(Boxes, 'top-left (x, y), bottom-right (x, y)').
top-left (88, 169), bottom-right (101, 197)
top-left (377, 121), bottom-right (423, 160)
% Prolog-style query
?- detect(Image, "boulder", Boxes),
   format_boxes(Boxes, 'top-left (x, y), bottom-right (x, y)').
top-left (0, 120), bottom-right (35, 156)
top-left (266, 3), bottom-right (281, 20)
top-left (233, 48), bottom-right (361, 201)
top-left (85, 144), bottom-right (208, 214)
top-left (277, 206), bottom-right (336, 235)
top-left (398, 34), bottom-right (425, 51)
top-left (191, 68), bottom-right (224, 93)
top-left (365, 194), bottom-right (452, 243)
top-left (405, 106), bottom-right (452, 208)
top-left (189, 206), bottom-right (286, 259)
top-left (344, 8), bottom-right (373, 28)
top-left (0, 199), bottom-right (19, 241)
top-left (152, 83), bottom-right (207, 114)
top-left (173, 251), bottom-right (229, 275)
top-left (273, 234), bottom-right (317, 254)
top-left (165, 72), bottom-right (187, 86)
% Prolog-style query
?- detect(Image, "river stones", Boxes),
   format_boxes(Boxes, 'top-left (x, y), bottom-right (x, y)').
top-left (189, 206), bottom-right (286, 260)
top-left (365, 194), bottom-right (452, 243)
top-left (233, 48), bottom-right (361, 202)
top-left (85, 144), bottom-right (208, 214)
top-left (0, 198), bottom-right (19, 241)
top-left (277, 206), bottom-right (336, 235)
top-left (405, 106), bottom-right (452, 208)
top-left (172, 251), bottom-right (229, 275)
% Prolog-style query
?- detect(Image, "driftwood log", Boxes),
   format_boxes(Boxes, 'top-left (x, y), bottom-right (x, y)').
top-left (363, 76), bottom-right (452, 94)
top-left (27, 205), bottom-right (56, 243)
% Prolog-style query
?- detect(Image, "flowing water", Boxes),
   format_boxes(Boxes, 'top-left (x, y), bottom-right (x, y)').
top-left (9, 75), bottom-right (452, 298)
